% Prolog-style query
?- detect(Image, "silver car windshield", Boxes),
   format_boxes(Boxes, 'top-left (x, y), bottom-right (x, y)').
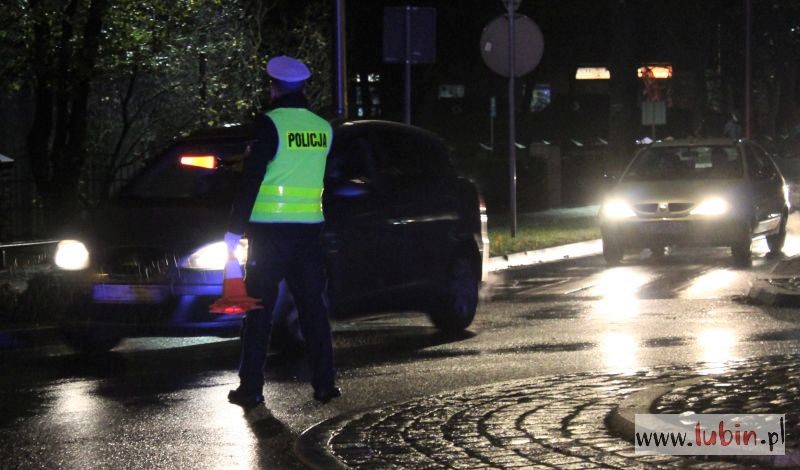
top-left (623, 146), bottom-right (743, 181)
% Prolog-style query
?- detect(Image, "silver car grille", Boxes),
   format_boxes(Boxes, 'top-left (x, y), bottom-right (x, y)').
top-left (634, 202), bottom-right (695, 214)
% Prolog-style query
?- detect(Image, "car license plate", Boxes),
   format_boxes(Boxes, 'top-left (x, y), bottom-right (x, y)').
top-left (639, 222), bottom-right (686, 235)
top-left (92, 284), bottom-right (169, 304)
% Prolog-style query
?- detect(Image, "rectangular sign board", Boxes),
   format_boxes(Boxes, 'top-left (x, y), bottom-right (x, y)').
top-left (642, 101), bottom-right (667, 126)
top-left (383, 6), bottom-right (436, 64)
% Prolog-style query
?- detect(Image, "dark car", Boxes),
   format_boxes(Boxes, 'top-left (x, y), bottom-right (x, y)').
top-left (599, 138), bottom-right (788, 266)
top-left (54, 120), bottom-right (489, 351)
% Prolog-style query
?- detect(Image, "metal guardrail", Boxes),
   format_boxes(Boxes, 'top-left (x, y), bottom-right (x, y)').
top-left (0, 240), bottom-right (59, 270)
top-left (0, 240), bottom-right (59, 249)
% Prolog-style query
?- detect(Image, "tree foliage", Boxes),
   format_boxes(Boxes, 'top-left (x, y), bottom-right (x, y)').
top-left (2, 0), bottom-right (331, 228)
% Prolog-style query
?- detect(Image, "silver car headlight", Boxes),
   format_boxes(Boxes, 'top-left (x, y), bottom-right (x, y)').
top-left (54, 240), bottom-right (90, 270)
top-left (690, 197), bottom-right (728, 216)
top-left (601, 199), bottom-right (636, 219)
top-left (182, 239), bottom-right (248, 270)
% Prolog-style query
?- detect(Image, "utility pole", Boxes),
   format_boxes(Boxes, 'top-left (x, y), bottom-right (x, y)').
top-left (335, 0), bottom-right (348, 119)
top-left (744, 0), bottom-right (752, 139)
top-left (506, 0), bottom-right (519, 237)
top-left (404, 6), bottom-right (412, 124)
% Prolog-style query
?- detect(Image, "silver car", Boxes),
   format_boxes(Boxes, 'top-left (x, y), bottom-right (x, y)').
top-left (599, 138), bottom-right (789, 266)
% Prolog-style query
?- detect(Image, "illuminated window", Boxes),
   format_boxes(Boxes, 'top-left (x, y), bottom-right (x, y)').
top-left (352, 72), bottom-right (381, 117)
top-left (575, 67), bottom-right (611, 80)
top-left (637, 65), bottom-right (673, 79)
top-left (438, 84), bottom-right (465, 99)
top-left (530, 84), bottom-right (551, 112)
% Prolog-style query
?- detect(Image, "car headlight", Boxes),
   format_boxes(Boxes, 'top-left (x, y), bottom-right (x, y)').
top-left (182, 239), bottom-right (248, 270)
top-left (690, 197), bottom-right (728, 216)
top-left (602, 199), bottom-right (636, 218)
top-left (54, 240), bottom-right (90, 270)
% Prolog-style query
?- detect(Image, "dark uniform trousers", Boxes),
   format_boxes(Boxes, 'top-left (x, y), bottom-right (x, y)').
top-left (239, 223), bottom-right (335, 395)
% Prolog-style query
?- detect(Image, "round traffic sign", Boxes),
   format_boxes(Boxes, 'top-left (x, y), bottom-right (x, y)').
top-left (480, 14), bottom-right (544, 77)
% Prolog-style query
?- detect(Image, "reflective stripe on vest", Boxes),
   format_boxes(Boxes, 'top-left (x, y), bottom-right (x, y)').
top-left (249, 108), bottom-right (332, 223)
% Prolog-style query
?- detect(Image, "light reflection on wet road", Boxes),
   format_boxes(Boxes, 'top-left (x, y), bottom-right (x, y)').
top-left (2, 230), bottom-right (800, 468)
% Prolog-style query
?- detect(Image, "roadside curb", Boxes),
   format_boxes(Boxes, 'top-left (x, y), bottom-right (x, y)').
top-left (747, 255), bottom-right (800, 307)
top-left (605, 377), bottom-right (705, 441)
top-left (294, 415), bottom-right (350, 470)
top-left (605, 372), bottom-right (799, 468)
top-left (748, 277), bottom-right (800, 307)
top-left (487, 238), bottom-right (602, 272)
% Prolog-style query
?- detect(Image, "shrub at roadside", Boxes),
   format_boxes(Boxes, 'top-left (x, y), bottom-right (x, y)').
top-left (489, 216), bottom-right (600, 257)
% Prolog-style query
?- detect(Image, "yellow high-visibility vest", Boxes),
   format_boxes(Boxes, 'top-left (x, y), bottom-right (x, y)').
top-left (250, 108), bottom-right (332, 223)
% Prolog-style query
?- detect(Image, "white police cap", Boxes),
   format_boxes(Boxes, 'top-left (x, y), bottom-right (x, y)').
top-left (266, 56), bottom-right (311, 83)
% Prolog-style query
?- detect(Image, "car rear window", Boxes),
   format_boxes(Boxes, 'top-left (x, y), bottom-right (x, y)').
top-left (623, 145), bottom-right (743, 181)
top-left (370, 130), bottom-right (452, 189)
top-left (325, 125), bottom-right (455, 191)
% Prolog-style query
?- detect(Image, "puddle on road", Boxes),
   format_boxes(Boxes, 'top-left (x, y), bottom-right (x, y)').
top-left (494, 342), bottom-right (594, 354)
top-left (516, 306), bottom-right (583, 320)
top-left (642, 336), bottom-right (689, 348)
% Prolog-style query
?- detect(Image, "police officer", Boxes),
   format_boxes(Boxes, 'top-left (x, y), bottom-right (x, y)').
top-left (225, 56), bottom-right (339, 408)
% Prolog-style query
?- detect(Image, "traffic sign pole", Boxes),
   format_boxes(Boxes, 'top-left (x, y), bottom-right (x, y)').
top-left (508, 4), bottom-right (517, 237)
top-left (490, 96), bottom-right (496, 150)
top-left (481, 1), bottom-right (542, 238)
top-left (404, 6), bottom-right (412, 125)
top-left (383, 6), bottom-right (436, 125)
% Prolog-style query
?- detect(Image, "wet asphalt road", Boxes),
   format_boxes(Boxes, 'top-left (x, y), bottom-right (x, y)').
top-left (2, 234), bottom-right (800, 469)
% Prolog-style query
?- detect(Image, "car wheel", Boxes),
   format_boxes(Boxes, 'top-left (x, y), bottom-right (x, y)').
top-left (430, 255), bottom-right (478, 332)
top-left (602, 237), bottom-right (624, 266)
top-left (766, 212), bottom-right (788, 254)
top-left (61, 329), bottom-right (121, 354)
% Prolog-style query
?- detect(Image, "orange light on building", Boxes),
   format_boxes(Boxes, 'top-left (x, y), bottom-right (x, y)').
top-left (180, 155), bottom-right (217, 169)
top-left (637, 65), bottom-right (673, 79)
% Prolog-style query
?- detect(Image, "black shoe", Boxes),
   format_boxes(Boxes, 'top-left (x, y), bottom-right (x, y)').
top-left (313, 386), bottom-right (341, 403)
top-left (228, 388), bottom-right (265, 408)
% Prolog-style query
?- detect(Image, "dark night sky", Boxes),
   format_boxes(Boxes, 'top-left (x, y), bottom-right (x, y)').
top-left (344, 1), bottom-right (621, 136)
top-left (346, 0), bottom-right (614, 70)
top-left (343, 0), bottom-right (747, 88)
top-left (341, 1), bottom-right (758, 142)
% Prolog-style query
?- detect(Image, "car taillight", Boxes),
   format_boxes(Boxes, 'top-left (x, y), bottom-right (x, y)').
top-left (180, 155), bottom-right (217, 169)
